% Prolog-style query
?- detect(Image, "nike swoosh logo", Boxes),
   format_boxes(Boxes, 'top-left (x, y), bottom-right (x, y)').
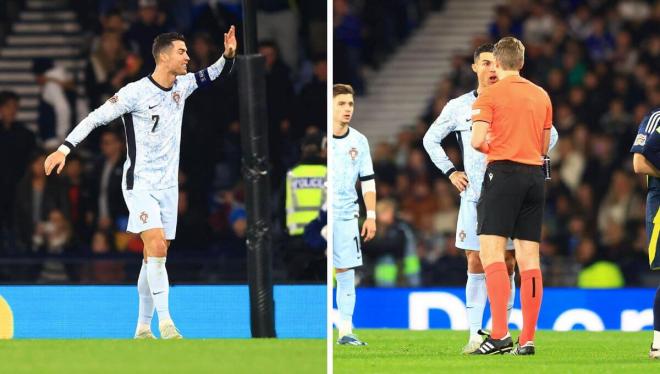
top-left (149, 104), bottom-right (159, 109)
top-left (466, 118), bottom-right (471, 122)
top-left (152, 291), bottom-right (164, 295)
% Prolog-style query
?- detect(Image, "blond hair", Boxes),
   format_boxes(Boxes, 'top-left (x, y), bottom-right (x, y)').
top-left (494, 37), bottom-right (525, 70)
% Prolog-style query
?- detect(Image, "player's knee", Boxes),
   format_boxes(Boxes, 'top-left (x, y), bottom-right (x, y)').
top-left (147, 238), bottom-right (168, 257)
top-left (515, 256), bottom-right (539, 272)
top-left (466, 252), bottom-right (484, 273)
top-left (478, 250), bottom-right (492, 264)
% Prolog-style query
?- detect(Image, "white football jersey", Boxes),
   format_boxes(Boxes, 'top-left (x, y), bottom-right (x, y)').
top-left (331, 127), bottom-right (374, 220)
top-left (63, 56), bottom-right (234, 191)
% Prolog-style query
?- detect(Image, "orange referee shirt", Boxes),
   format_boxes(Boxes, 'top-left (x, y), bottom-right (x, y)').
top-left (471, 75), bottom-right (552, 166)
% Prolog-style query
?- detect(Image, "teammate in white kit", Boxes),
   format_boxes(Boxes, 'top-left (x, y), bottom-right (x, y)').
top-left (44, 27), bottom-right (237, 339)
top-left (332, 84), bottom-right (376, 346)
top-left (423, 44), bottom-right (558, 353)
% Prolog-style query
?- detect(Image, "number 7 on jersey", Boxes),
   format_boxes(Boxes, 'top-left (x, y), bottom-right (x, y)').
top-left (151, 115), bottom-right (160, 132)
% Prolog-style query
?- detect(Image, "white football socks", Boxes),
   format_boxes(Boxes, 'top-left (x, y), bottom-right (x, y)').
top-left (466, 272), bottom-right (487, 340)
top-left (507, 272), bottom-right (516, 321)
top-left (147, 257), bottom-right (171, 322)
top-left (137, 261), bottom-right (155, 327)
top-left (336, 270), bottom-right (356, 337)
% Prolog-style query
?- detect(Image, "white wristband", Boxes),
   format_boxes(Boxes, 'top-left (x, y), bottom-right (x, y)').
top-left (366, 210), bottom-right (376, 219)
top-left (57, 144), bottom-right (71, 156)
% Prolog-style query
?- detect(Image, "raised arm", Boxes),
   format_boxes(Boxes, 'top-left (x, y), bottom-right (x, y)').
top-left (188, 26), bottom-right (237, 96)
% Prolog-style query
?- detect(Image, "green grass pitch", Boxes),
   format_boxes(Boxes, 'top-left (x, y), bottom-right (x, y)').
top-left (0, 339), bottom-right (325, 373)
top-left (334, 330), bottom-right (658, 373)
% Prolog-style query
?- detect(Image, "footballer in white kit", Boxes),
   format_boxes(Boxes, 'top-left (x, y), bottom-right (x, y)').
top-left (332, 84), bottom-right (376, 346)
top-left (45, 27), bottom-right (237, 339)
top-left (423, 43), bottom-right (558, 353)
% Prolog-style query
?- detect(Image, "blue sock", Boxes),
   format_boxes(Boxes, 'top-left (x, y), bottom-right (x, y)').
top-left (466, 272), bottom-right (487, 338)
top-left (336, 270), bottom-right (356, 336)
top-left (508, 272), bottom-right (516, 321)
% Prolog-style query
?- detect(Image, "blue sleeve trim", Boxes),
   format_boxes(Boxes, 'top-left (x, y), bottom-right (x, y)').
top-left (194, 68), bottom-right (212, 88)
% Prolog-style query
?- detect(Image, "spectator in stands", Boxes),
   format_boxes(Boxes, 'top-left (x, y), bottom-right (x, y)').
top-left (36, 209), bottom-right (77, 283)
top-left (14, 152), bottom-right (69, 253)
top-left (296, 55), bottom-right (327, 138)
top-left (89, 8), bottom-right (126, 54)
top-left (0, 91), bottom-right (36, 234)
top-left (576, 238), bottom-right (624, 288)
top-left (191, 1), bottom-right (239, 49)
top-left (522, 3), bottom-right (556, 45)
top-left (585, 17), bottom-right (615, 62)
top-left (32, 58), bottom-right (73, 149)
top-left (80, 230), bottom-right (126, 283)
top-left (125, 0), bottom-right (170, 75)
top-left (87, 129), bottom-right (128, 232)
top-left (489, 5), bottom-right (522, 40)
top-left (363, 199), bottom-right (420, 287)
top-left (85, 32), bottom-right (128, 109)
top-left (62, 154), bottom-right (91, 242)
top-left (258, 0), bottom-right (298, 69)
top-left (172, 186), bottom-right (210, 251)
top-left (259, 40), bottom-right (295, 182)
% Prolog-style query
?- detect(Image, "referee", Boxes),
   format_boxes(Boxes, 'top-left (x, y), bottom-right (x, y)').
top-left (469, 37), bottom-right (552, 355)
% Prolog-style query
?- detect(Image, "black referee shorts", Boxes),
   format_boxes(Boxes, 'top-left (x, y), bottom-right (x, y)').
top-left (477, 160), bottom-right (545, 242)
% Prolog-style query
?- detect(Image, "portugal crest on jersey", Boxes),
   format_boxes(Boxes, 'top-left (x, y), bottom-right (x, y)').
top-left (172, 91), bottom-right (180, 105)
top-left (349, 147), bottom-right (358, 160)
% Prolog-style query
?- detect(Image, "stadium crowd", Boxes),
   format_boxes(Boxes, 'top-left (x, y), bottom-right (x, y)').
top-left (337, 0), bottom-right (660, 287)
top-left (0, 0), bottom-right (327, 283)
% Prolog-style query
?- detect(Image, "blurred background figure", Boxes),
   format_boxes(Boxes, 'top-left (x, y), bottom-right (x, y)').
top-left (362, 199), bottom-right (420, 287)
top-left (0, 91), bottom-right (36, 239)
top-left (283, 132), bottom-right (327, 281)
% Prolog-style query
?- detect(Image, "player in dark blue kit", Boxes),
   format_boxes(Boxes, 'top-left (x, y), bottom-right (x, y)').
top-left (630, 107), bottom-right (660, 359)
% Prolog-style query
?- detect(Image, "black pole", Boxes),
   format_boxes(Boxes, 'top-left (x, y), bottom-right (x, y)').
top-left (242, 0), bottom-right (257, 54)
top-left (239, 0), bottom-right (275, 338)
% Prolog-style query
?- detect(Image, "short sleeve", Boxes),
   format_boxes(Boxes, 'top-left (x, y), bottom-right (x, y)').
top-left (545, 94), bottom-right (553, 130)
top-left (631, 113), bottom-right (655, 154)
top-left (472, 89), bottom-right (493, 124)
top-left (642, 127), bottom-right (660, 169)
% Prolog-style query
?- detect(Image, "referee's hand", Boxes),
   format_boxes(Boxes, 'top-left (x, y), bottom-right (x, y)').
top-left (361, 218), bottom-right (376, 242)
top-left (449, 171), bottom-right (469, 192)
top-left (44, 150), bottom-right (66, 175)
